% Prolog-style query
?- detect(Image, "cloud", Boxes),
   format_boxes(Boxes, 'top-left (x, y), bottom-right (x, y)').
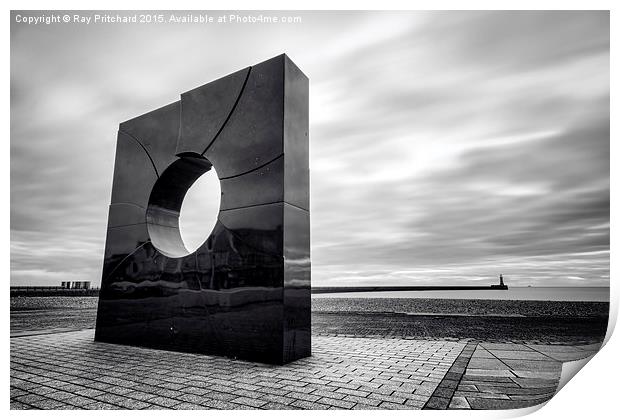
top-left (10, 11), bottom-right (609, 287)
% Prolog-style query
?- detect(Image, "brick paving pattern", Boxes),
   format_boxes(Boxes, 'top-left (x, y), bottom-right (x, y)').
top-left (11, 329), bottom-right (463, 410)
top-left (424, 340), bottom-right (478, 409)
top-left (10, 329), bottom-right (601, 410)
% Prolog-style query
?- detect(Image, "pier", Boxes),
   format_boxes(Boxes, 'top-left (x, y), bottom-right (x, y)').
top-left (311, 284), bottom-right (508, 294)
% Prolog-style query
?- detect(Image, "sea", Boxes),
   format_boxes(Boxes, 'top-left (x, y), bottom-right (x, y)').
top-left (10, 287), bottom-right (609, 325)
top-left (312, 287), bottom-right (610, 302)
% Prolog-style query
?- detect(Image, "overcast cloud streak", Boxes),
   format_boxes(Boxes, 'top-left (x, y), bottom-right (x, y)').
top-left (10, 11), bottom-right (609, 286)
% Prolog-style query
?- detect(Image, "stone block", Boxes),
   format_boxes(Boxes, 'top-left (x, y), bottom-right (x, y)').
top-left (95, 55), bottom-right (310, 364)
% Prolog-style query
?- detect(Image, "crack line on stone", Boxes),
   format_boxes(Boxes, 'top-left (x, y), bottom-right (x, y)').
top-left (220, 200), bottom-right (308, 213)
top-left (110, 202), bottom-right (147, 211)
top-left (118, 129), bottom-right (160, 178)
top-left (201, 66), bottom-right (252, 156)
top-left (283, 201), bottom-right (309, 213)
top-left (220, 200), bottom-right (284, 212)
top-left (521, 342), bottom-right (566, 363)
top-left (108, 222), bottom-right (147, 229)
top-left (219, 153), bottom-right (283, 180)
top-left (479, 343), bottom-right (517, 370)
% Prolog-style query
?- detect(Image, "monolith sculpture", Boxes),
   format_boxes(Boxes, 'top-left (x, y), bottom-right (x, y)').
top-left (95, 55), bottom-right (310, 364)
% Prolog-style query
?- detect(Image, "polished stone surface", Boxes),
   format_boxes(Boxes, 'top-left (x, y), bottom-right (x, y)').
top-left (96, 54), bottom-right (310, 364)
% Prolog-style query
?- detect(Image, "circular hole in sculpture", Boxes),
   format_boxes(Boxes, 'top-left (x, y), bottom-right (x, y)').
top-left (179, 169), bottom-right (221, 253)
top-left (146, 155), bottom-right (221, 258)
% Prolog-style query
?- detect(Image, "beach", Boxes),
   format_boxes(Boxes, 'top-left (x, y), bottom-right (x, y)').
top-left (10, 295), bottom-right (608, 344)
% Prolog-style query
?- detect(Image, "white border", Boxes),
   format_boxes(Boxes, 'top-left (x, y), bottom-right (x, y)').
top-left (3, 2), bottom-right (616, 420)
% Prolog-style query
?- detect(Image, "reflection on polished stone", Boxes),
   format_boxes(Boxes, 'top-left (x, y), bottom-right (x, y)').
top-left (95, 55), bottom-right (310, 364)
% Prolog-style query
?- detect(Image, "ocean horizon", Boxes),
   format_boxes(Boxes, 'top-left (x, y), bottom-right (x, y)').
top-left (312, 286), bottom-right (610, 302)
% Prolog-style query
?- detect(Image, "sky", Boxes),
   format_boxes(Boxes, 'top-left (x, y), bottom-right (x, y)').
top-left (10, 11), bottom-right (609, 287)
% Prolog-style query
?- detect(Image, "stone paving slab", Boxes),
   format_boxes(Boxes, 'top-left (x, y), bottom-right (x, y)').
top-left (447, 341), bottom-right (600, 410)
top-left (10, 329), bottom-right (464, 410)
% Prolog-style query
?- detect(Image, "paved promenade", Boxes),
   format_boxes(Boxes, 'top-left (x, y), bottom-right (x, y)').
top-left (10, 329), bottom-right (600, 410)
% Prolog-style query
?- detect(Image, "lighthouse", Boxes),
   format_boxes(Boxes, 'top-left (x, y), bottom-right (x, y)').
top-left (490, 274), bottom-right (508, 290)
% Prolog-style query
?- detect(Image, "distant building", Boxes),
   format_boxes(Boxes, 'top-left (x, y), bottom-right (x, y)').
top-left (60, 281), bottom-right (91, 289)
